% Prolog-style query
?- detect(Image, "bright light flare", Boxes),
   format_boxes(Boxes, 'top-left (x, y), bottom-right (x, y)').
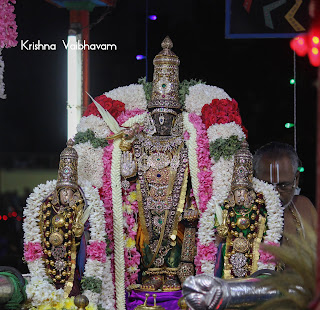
top-left (67, 32), bottom-right (82, 140)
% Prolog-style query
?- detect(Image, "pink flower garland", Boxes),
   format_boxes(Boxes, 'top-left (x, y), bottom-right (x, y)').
top-left (259, 241), bottom-right (279, 265)
top-left (0, 0), bottom-right (18, 48)
top-left (122, 184), bottom-right (141, 287)
top-left (87, 241), bottom-right (107, 263)
top-left (101, 142), bottom-right (115, 281)
top-left (188, 113), bottom-right (216, 274)
top-left (24, 242), bottom-right (43, 262)
top-left (117, 108), bottom-right (145, 126)
top-left (100, 108), bottom-right (143, 288)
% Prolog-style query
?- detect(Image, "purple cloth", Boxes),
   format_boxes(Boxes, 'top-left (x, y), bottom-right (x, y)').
top-left (126, 290), bottom-right (183, 310)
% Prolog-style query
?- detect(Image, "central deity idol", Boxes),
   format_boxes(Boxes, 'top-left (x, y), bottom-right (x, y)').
top-left (120, 37), bottom-right (198, 292)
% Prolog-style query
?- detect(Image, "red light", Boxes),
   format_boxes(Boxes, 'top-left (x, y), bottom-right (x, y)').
top-left (12, 211), bottom-right (17, 217)
top-left (312, 36), bottom-right (320, 45)
top-left (16, 216), bottom-right (22, 221)
top-left (290, 35), bottom-right (308, 56)
top-left (0, 216), bottom-right (2, 220)
top-left (309, 48), bottom-right (320, 67)
top-left (3, 215), bottom-right (8, 221)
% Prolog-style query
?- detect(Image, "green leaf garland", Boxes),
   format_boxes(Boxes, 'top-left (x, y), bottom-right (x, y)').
top-left (209, 135), bottom-right (243, 161)
top-left (81, 276), bottom-right (102, 294)
top-left (74, 129), bottom-right (108, 149)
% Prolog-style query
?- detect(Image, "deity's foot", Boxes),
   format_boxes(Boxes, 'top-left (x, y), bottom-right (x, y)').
top-left (141, 275), bottom-right (163, 291)
top-left (162, 274), bottom-right (181, 291)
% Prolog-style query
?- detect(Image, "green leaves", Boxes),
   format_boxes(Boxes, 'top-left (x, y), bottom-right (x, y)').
top-left (74, 129), bottom-right (108, 149)
top-left (209, 135), bottom-right (243, 161)
top-left (81, 276), bottom-right (102, 293)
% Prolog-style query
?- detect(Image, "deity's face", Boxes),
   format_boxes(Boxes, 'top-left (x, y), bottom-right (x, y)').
top-left (255, 155), bottom-right (299, 207)
top-left (234, 188), bottom-right (248, 206)
top-left (59, 188), bottom-right (75, 206)
top-left (151, 112), bottom-right (176, 136)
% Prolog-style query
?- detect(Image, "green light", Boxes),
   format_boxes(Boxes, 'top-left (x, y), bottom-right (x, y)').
top-left (285, 123), bottom-right (294, 128)
top-left (298, 166), bottom-right (304, 172)
top-left (290, 79), bottom-right (295, 85)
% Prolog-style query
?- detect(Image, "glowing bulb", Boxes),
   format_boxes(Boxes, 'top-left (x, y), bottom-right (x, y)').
top-left (312, 47), bottom-right (319, 55)
top-left (285, 123), bottom-right (294, 128)
top-left (136, 55), bottom-right (146, 60)
top-left (312, 36), bottom-right (320, 44)
top-left (298, 167), bottom-right (304, 172)
top-left (298, 38), bottom-right (304, 45)
top-left (290, 79), bottom-right (295, 85)
top-left (148, 15), bottom-right (157, 20)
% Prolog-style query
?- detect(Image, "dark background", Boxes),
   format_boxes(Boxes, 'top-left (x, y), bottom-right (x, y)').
top-left (0, 0), bottom-right (317, 272)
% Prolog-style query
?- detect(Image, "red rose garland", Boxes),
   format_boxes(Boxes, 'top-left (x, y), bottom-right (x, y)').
top-left (201, 98), bottom-right (248, 136)
top-left (83, 94), bottom-right (125, 120)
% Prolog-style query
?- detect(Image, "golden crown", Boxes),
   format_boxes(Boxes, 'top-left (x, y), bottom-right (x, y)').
top-left (231, 140), bottom-right (253, 191)
top-left (57, 139), bottom-right (79, 190)
top-left (147, 36), bottom-right (181, 110)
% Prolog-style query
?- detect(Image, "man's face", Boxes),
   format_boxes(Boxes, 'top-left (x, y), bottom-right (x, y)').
top-left (152, 112), bottom-right (175, 136)
top-left (255, 155), bottom-right (299, 207)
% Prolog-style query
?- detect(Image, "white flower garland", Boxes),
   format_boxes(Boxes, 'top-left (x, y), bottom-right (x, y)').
top-left (77, 115), bottom-right (111, 139)
top-left (207, 122), bottom-right (246, 143)
top-left (182, 112), bottom-right (200, 208)
top-left (104, 84), bottom-right (147, 111)
top-left (185, 84), bottom-right (231, 115)
top-left (74, 142), bottom-right (105, 190)
top-left (110, 112), bottom-right (146, 309)
top-left (253, 177), bottom-right (283, 270)
top-left (110, 138), bottom-right (126, 310)
top-left (23, 180), bottom-right (110, 308)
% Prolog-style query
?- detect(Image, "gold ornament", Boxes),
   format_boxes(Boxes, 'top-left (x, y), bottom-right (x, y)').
top-left (236, 217), bottom-right (250, 230)
top-left (49, 232), bottom-right (64, 247)
top-left (233, 236), bottom-right (250, 253)
top-left (52, 214), bottom-right (65, 228)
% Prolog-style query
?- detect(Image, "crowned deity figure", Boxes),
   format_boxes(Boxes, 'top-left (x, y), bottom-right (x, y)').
top-left (119, 37), bottom-right (198, 292)
top-left (34, 36), bottom-right (276, 309)
top-left (215, 140), bottom-right (268, 279)
top-left (38, 140), bottom-right (86, 297)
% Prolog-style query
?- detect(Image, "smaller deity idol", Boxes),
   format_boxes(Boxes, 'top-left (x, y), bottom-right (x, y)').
top-left (40, 139), bottom-right (86, 297)
top-left (215, 140), bottom-right (267, 279)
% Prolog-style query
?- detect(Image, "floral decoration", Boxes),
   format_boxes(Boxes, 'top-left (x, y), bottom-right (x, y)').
top-left (0, 0), bottom-right (18, 48)
top-left (0, 0), bottom-right (18, 99)
top-left (74, 142), bottom-right (105, 190)
top-left (185, 84), bottom-right (231, 115)
top-left (77, 115), bottom-right (111, 139)
top-left (74, 129), bottom-right (108, 149)
top-left (201, 98), bottom-right (247, 136)
top-left (84, 95), bottom-right (125, 120)
top-left (23, 180), bottom-right (113, 309)
top-left (209, 135), bottom-right (243, 161)
top-left (105, 83), bottom-right (147, 111)
top-left (24, 242), bottom-right (43, 262)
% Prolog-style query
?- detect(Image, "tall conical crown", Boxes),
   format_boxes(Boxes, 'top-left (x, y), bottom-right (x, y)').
top-left (231, 140), bottom-right (253, 191)
top-left (57, 139), bottom-right (79, 190)
top-left (147, 36), bottom-right (181, 110)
